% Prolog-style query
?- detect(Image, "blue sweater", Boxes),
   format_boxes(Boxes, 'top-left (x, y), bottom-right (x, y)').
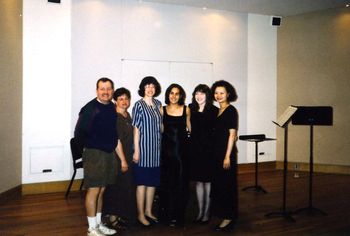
top-left (74, 98), bottom-right (118, 153)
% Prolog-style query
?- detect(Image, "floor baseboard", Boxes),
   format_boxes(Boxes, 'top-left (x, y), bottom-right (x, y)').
top-left (276, 161), bottom-right (350, 175)
top-left (0, 185), bottom-right (22, 201)
top-left (238, 161), bottom-right (276, 174)
top-left (17, 161), bottom-right (350, 195)
top-left (22, 179), bottom-right (83, 195)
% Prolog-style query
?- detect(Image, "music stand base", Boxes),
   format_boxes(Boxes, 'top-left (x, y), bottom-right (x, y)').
top-left (242, 185), bottom-right (267, 194)
top-left (265, 210), bottom-right (295, 222)
top-left (294, 206), bottom-right (327, 216)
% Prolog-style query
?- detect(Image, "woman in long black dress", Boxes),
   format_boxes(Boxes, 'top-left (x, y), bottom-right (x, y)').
top-left (210, 80), bottom-right (239, 231)
top-left (103, 88), bottom-right (136, 229)
top-left (189, 84), bottom-right (218, 224)
top-left (159, 83), bottom-right (191, 227)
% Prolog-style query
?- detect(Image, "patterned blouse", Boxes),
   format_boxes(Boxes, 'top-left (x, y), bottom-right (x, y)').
top-left (132, 98), bottom-right (162, 167)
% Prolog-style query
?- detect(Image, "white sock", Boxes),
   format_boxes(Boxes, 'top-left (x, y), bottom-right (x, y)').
top-left (87, 216), bottom-right (97, 229)
top-left (96, 212), bottom-right (102, 225)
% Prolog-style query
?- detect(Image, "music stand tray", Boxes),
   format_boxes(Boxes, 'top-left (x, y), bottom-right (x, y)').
top-left (240, 134), bottom-right (276, 194)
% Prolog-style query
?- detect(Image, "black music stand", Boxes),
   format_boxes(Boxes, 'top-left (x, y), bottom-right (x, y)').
top-left (240, 134), bottom-right (276, 193)
top-left (265, 106), bottom-right (298, 222)
top-left (292, 106), bottom-right (333, 216)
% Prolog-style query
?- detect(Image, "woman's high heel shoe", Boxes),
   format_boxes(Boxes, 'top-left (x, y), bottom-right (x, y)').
top-left (145, 215), bottom-right (159, 224)
top-left (193, 214), bottom-right (203, 224)
top-left (137, 218), bottom-right (151, 227)
top-left (214, 220), bottom-right (235, 231)
top-left (199, 219), bottom-right (210, 225)
top-left (199, 214), bottom-right (210, 225)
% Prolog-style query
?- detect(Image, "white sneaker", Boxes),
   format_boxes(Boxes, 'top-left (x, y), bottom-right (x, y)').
top-left (87, 227), bottom-right (105, 236)
top-left (98, 224), bottom-right (117, 235)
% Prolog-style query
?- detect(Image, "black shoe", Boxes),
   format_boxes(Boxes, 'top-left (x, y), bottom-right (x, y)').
top-left (117, 217), bottom-right (129, 225)
top-left (113, 221), bottom-right (128, 230)
top-left (193, 215), bottom-right (203, 224)
top-left (145, 215), bottom-right (159, 224)
top-left (169, 219), bottom-right (177, 227)
top-left (108, 217), bottom-right (128, 230)
top-left (214, 220), bottom-right (235, 231)
top-left (169, 219), bottom-right (184, 228)
top-left (137, 219), bottom-right (151, 227)
top-left (199, 219), bottom-right (210, 225)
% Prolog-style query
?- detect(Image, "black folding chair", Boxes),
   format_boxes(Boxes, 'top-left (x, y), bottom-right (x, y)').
top-left (65, 137), bottom-right (84, 198)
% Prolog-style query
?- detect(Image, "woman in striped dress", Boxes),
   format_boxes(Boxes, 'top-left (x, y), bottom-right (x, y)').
top-left (132, 76), bottom-right (162, 227)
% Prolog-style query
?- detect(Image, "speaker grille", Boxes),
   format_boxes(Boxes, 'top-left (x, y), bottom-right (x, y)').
top-left (271, 16), bottom-right (282, 26)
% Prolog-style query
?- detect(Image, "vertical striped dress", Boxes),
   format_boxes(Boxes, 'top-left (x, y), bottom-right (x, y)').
top-left (132, 98), bottom-right (162, 186)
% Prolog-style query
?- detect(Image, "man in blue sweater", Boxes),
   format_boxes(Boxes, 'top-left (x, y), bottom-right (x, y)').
top-left (75, 77), bottom-right (127, 236)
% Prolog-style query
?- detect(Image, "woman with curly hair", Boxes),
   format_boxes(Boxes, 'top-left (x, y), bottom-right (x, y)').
top-left (210, 80), bottom-right (239, 231)
top-left (132, 76), bottom-right (162, 227)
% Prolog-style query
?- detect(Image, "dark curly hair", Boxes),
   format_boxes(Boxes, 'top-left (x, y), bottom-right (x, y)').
top-left (164, 83), bottom-right (186, 105)
top-left (138, 76), bottom-right (161, 97)
top-left (211, 80), bottom-right (238, 102)
top-left (190, 84), bottom-right (213, 112)
top-left (113, 87), bottom-right (131, 100)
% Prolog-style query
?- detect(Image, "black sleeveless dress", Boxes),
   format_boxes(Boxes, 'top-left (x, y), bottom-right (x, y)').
top-left (159, 105), bottom-right (189, 224)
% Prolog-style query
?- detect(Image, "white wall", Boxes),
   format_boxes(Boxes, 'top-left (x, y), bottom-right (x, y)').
top-left (22, 0), bottom-right (71, 183)
top-left (246, 14), bottom-right (277, 162)
top-left (72, 0), bottom-right (249, 168)
top-left (22, 0), bottom-right (276, 184)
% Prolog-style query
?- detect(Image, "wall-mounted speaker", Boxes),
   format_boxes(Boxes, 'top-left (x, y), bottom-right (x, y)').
top-left (271, 16), bottom-right (282, 26)
top-left (48, 0), bottom-right (61, 3)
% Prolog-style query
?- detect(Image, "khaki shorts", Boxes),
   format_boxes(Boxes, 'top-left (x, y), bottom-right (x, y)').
top-left (83, 148), bottom-right (118, 188)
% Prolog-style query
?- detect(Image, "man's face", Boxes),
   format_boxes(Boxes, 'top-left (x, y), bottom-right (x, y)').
top-left (96, 81), bottom-right (113, 104)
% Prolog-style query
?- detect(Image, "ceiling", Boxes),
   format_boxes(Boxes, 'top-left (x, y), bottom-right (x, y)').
top-left (142, 0), bottom-right (349, 16)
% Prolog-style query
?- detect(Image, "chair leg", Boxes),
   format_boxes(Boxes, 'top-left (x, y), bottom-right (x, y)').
top-left (79, 179), bottom-right (84, 191)
top-left (65, 170), bottom-right (77, 198)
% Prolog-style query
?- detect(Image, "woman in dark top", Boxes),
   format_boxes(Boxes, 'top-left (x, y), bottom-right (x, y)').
top-left (103, 88), bottom-right (136, 229)
top-left (210, 80), bottom-right (239, 231)
top-left (189, 84), bottom-right (218, 224)
top-left (159, 84), bottom-right (191, 227)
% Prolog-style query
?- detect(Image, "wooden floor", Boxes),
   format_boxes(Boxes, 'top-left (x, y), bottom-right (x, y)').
top-left (1, 170), bottom-right (350, 236)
